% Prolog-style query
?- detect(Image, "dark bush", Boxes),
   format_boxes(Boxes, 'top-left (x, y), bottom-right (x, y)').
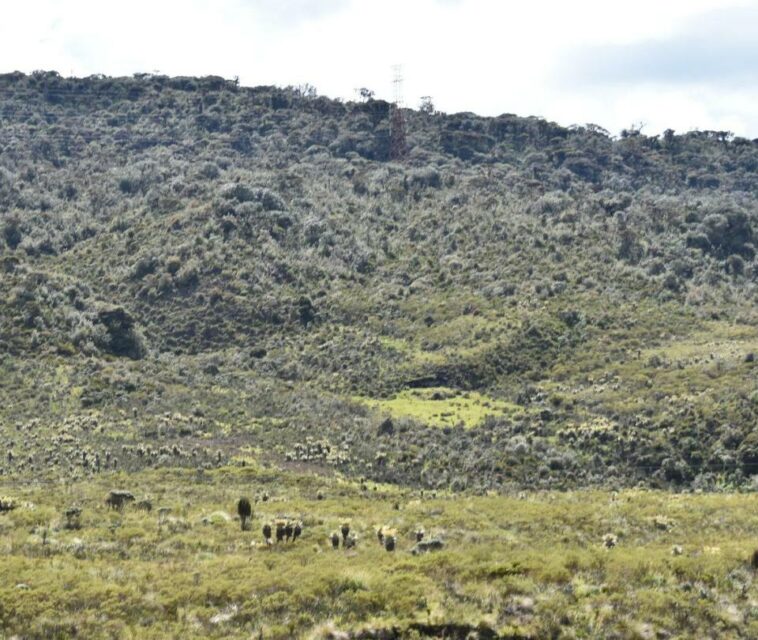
top-left (2, 218), bottom-right (22, 249)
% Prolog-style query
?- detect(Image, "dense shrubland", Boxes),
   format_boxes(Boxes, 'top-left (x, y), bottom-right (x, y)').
top-left (0, 70), bottom-right (757, 492)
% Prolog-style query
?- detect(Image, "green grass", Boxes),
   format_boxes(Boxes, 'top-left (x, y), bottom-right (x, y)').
top-left (2, 467), bottom-right (758, 638)
top-left (357, 386), bottom-right (523, 428)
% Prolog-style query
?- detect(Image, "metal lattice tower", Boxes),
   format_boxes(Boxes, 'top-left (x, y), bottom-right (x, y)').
top-left (390, 65), bottom-right (407, 161)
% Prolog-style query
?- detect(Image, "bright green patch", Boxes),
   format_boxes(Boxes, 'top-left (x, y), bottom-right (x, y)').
top-left (358, 386), bottom-right (523, 428)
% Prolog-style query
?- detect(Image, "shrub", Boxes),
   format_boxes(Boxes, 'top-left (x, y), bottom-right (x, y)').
top-left (2, 217), bottom-right (22, 249)
top-left (165, 256), bottom-right (182, 275)
top-left (700, 209), bottom-right (753, 257)
top-left (407, 167), bottom-right (441, 190)
top-left (725, 254), bottom-right (745, 275)
top-left (95, 306), bottom-right (146, 359)
top-left (175, 260), bottom-right (200, 289)
top-left (219, 184), bottom-right (285, 212)
top-left (198, 162), bottom-right (220, 179)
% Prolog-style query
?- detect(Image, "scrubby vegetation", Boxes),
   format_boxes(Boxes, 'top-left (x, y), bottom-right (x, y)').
top-left (1, 71), bottom-right (756, 491)
top-left (0, 70), bottom-right (757, 637)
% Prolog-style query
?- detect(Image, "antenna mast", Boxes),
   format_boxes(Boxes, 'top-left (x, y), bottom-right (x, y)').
top-left (390, 64), bottom-right (407, 161)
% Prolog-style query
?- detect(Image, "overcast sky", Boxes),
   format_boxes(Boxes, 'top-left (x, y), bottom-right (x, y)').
top-left (2, 0), bottom-right (757, 137)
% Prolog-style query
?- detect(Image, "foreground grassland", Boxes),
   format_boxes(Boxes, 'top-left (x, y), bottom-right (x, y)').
top-left (2, 466), bottom-right (758, 639)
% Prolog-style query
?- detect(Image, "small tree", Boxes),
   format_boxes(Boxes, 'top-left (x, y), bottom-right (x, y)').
top-left (419, 96), bottom-right (435, 114)
top-left (296, 83), bottom-right (318, 99)
top-left (358, 87), bottom-right (375, 101)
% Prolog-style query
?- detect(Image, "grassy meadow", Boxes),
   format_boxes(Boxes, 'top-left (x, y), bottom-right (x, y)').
top-left (2, 466), bottom-right (758, 639)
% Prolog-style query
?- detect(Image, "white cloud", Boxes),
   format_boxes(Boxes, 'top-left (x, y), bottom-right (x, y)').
top-left (1, 0), bottom-right (757, 136)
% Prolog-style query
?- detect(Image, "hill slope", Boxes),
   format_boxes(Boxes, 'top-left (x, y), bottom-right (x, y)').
top-left (1, 70), bottom-right (757, 491)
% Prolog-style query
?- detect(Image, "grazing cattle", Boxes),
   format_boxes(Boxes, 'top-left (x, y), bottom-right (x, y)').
top-left (751, 549), bottom-right (758, 570)
top-left (136, 499), bottom-right (152, 513)
top-left (275, 520), bottom-right (286, 543)
top-left (105, 490), bottom-right (135, 511)
top-left (293, 522), bottom-right (302, 542)
top-left (330, 532), bottom-right (340, 549)
top-left (340, 523), bottom-right (350, 546)
top-left (415, 529), bottom-right (425, 542)
top-left (284, 521), bottom-right (293, 542)
top-left (237, 497), bottom-right (252, 531)
top-left (262, 522), bottom-right (272, 543)
top-left (384, 535), bottom-right (396, 552)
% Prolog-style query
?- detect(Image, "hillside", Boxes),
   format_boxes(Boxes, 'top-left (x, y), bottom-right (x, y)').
top-left (1, 70), bottom-right (757, 492)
